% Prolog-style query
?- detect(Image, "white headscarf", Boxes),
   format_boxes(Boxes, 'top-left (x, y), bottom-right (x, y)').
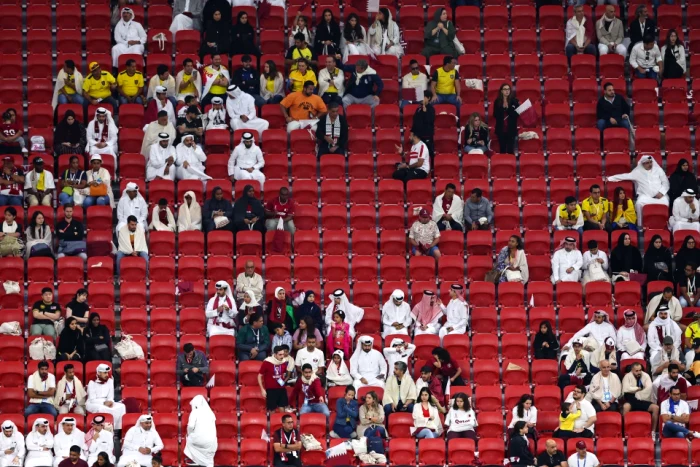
top-left (190, 395), bottom-right (215, 423)
top-left (137, 414), bottom-right (155, 430)
top-left (178, 190), bottom-right (202, 231)
top-left (239, 288), bottom-right (260, 310)
top-left (349, 335), bottom-right (376, 369)
top-left (214, 280), bottom-right (235, 304)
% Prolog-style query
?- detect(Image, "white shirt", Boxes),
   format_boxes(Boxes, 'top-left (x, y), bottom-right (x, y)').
top-left (27, 374), bottom-right (56, 404)
top-left (350, 349), bottom-right (387, 381)
top-left (295, 347), bottom-right (325, 372)
top-left (24, 170), bottom-right (55, 191)
top-left (661, 44), bottom-right (687, 72)
top-left (629, 42), bottom-right (662, 70)
top-left (569, 321), bottom-right (617, 349)
top-left (507, 406), bottom-right (538, 428)
top-left (660, 398), bottom-right (690, 426)
top-left (567, 452), bottom-right (599, 467)
top-left (408, 141), bottom-right (430, 174)
top-left (563, 396), bottom-right (597, 432)
top-left (228, 143), bottom-right (264, 175)
top-left (582, 250), bottom-right (608, 272)
top-left (608, 163), bottom-right (669, 199)
top-left (445, 408), bottom-right (477, 432)
top-left (226, 92), bottom-right (257, 120)
top-left (551, 248), bottom-right (583, 282)
top-left (671, 197), bottom-right (700, 224)
top-left (53, 427), bottom-right (86, 462)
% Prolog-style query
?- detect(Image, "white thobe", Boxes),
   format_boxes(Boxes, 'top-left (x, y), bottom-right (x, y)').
top-left (412, 310), bottom-right (444, 337)
top-left (141, 122), bottom-right (175, 158)
top-left (112, 20), bottom-right (146, 68)
top-left (170, 0), bottom-right (203, 37)
top-left (616, 326), bottom-right (647, 361)
top-left (175, 144), bottom-right (208, 180)
top-left (85, 380), bottom-right (127, 429)
top-left (154, 99), bottom-right (177, 128)
top-left (52, 430), bottom-right (86, 467)
top-left (86, 121), bottom-right (118, 163)
top-left (85, 430), bottom-right (114, 466)
top-left (24, 432), bottom-right (54, 467)
top-left (205, 108), bottom-right (228, 131)
top-left (228, 144), bottom-right (266, 184)
top-left (438, 299), bottom-right (469, 341)
top-left (608, 165), bottom-right (669, 225)
top-left (669, 197), bottom-right (700, 233)
top-left (0, 433), bottom-right (23, 467)
top-left (652, 347), bottom-right (681, 377)
top-left (183, 406), bottom-right (217, 467)
top-left (205, 296), bottom-right (237, 336)
top-left (551, 248), bottom-right (583, 283)
top-left (226, 93), bottom-right (269, 137)
top-left (382, 343), bottom-right (415, 369)
top-left (325, 302), bottom-right (364, 339)
top-left (581, 250), bottom-right (610, 286)
top-left (648, 319), bottom-right (682, 362)
top-left (380, 301), bottom-right (412, 339)
top-left (117, 427), bottom-right (163, 467)
top-left (350, 349), bottom-right (387, 390)
top-left (146, 144), bottom-right (177, 182)
top-left (116, 195), bottom-right (148, 232)
top-left (567, 322), bottom-right (617, 350)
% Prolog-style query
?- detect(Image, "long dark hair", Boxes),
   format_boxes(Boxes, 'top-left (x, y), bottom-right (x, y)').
top-left (509, 235), bottom-right (524, 250)
top-left (418, 387), bottom-right (437, 407)
top-left (343, 13), bottom-right (364, 41)
top-left (452, 392), bottom-right (471, 411)
top-left (516, 394), bottom-right (534, 419)
top-left (93, 452), bottom-right (112, 467)
top-left (494, 83), bottom-right (512, 107)
top-left (263, 60), bottom-right (279, 80)
top-left (512, 420), bottom-right (528, 437)
top-left (666, 28), bottom-right (680, 48)
top-left (432, 347), bottom-right (452, 363)
top-left (612, 186), bottom-right (632, 219)
top-left (295, 315), bottom-right (315, 344)
top-left (538, 320), bottom-right (556, 340)
top-left (29, 211), bottom-right (46, 238)
top-left (377, 7), bottom-right (390, 28)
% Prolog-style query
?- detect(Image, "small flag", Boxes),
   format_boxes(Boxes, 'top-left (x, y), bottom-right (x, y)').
top-left (515, 99), bottom-right (538, 128)
top-left (205, 375), bottom-right (215, 388)
top-left (261, 429), bottom-right (270, 442)
top-left (529, 294), bottom-right (535, 307)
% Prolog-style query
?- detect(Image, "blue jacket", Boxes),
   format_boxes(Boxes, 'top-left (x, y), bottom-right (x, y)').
top-left (334, 398), bottom-right (359, 430)
top-left (341, 63), bottom-right (383, 99)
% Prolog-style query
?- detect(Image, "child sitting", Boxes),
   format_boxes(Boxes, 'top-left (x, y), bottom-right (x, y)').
top-left (553, 401), bottom-right (581, 440)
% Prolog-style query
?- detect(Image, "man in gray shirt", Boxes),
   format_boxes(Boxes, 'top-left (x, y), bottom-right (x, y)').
top-left (176, 342), bottom-right (209, 387)
top-left (463, 188), bottom-right (493, 230)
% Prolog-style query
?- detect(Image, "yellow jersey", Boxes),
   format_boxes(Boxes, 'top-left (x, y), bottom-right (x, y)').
top-left (82, 71), bottom-right (116, 99)
top-left (431, 66), bottom-right (459, 95)
top-left (117, 70), bottom-right (144, 97)
top-left (289, 70), bottom-right (317, 93)
top-left (581, 196), bottom-right (610, 223)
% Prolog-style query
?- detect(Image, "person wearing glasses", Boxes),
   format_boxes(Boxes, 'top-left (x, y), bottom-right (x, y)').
top-left (234, 259), bottom-right (263, 304)
top-left (565, 6), bottom-right (597, 61)
top-left (400, 60), bottom-right (428, 108)
top-left (629, 35), bottom-right (662, 79)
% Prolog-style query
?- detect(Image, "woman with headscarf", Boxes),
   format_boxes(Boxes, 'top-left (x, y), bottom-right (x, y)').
top-left (267, 287), bottom-right (295, 333)
top-left (381, 289), bottom-right (412, 339)
top-left (411, 291), bottom-right (444, 336)
top-left (205, 280), bottom-right (237, 336)
top-left (327, 349), bottom-right (353, 387)
top-left (533, 320), bottom-right (559, 360)
top-left (184, 395), bottom-right (217, 467)
top-left (111, 7), bottom-right (146, 68)
top-left (617, 309), bottom-right (646, 362)
top-left (24, 419), bottom-right (53, 467)
top-left (202, 0), bottom-right (230, 28)
top-left (643, 234), bottom-right (673, 282)
top-left (608, 155), bottom-right (669, 226)
top-left (0, 420), bottom-right (24, 467)
top-left (325, 289), bottom-right (365, 339)
top-left (610, 232), bottom-right (643, 281)
top-left (314, 9), bottom-right (341, 56)
top-left (341, 13), bottom-right (373, 60)
top-left (675, 235), bottom-right (700, 283)
top-left (368, 8), bottom-right (403, 57)
top-left (203, 186), bottom-right (233, 232)
top-left (668, 158), bottom-right (697, 206)
top-left (230, 11), bottom-right (260, 56)
top-left (496, 235), bottom-right (529, 283)
top-left (237, 289), bottom-right (262, 327)
top-left (295, 291), bottom-right (324, 334)
top-left (54, 111), bottom-right (87, 155)
top-left (200, 9), bottom-right (231, 58)
top-left (422, 8), bottom-right (457, 58)
top-left (178, 191), bottom-right (202, 232)
top-left (83, 312), bottom-right (112, 362)
top-left (438, 285), bottom-right (468, 342)
top-left (232, 184), bottom-right (265, 233)
top-left (57, 316), bottom-right (85, 362)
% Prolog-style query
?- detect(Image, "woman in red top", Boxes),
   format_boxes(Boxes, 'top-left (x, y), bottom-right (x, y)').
top-left (412, 387), bottom-right (446, 439)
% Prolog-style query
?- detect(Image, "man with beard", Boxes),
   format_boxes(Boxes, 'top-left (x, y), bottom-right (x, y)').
top-left (225, 85), bottom-right (269, 137)
top-left (621, 362), bottom-right (659, 438)
top-left (146, 133), bottom-right (176, 182)
top-left (175, 134), bottom-right (208, 181)
top-left (53, 420), bottom-right (85, 467)
top-left (85, 364), bottom-right (127, 429)
top-left (563, 385), bottom-right (597, 438)
top-left (228, 132), bottom-right (265, 184)
top-left (141, 111), bottom-right (175, 157)
top-left (117, 415), bottom-right (163, 467)
top-left (85, 108), bottom-right (118, 164)
top-left (350, 336), bottom-right (387, 390)
top-left (652, 363), bottom-right (689, 405)
top-left (84, 417), bottom-right (113, 466)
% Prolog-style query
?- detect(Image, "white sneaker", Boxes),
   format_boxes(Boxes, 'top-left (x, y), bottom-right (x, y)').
top-left (329, 431), bottom-right (339, 439)
top-left (693, 432), bottom-right (700, 439)
top-left (21, 148), bottom-right (27, 154)
top-left (651, 432), bottom-right (658, 441)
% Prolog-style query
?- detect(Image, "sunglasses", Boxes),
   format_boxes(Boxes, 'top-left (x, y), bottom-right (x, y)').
top-left (410, 67), bottom-right (419, 71)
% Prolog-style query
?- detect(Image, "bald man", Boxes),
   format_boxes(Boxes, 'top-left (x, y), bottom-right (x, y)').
top-left (536, 440), bottom-right (568, 467)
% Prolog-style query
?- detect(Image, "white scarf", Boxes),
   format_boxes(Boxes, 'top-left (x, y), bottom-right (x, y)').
top-left (571, 16), bottom-right (586, 47)
top-left (178, 191), bottom-right (202, 231)
top-left (355, 66), bottom-right (377, 86)
top-left (325, 115), bottom-right (341, 145)
top-left (118, 225), bottom-right (147, 254)
top-left (2, 221), bottom-right (18, 233)
top-left (148, 206), bottom-right (176, 232)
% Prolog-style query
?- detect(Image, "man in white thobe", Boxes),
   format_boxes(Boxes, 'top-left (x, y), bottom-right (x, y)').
top-left (117, 182), bottom-right (148, 232)
top-left (84, 416), bottom-right (114, 466)
top-left (176, 134), bottom-right (209, 181)
top-left (350, 336), bottom-right (387, 390)
top-left (551, 236), bottom-right (583, 284)
top-left (86, 364), bottom-right (127, 430)
top-left (146, 133), bottom-right (176, 182)
top-left (112, 8), bottom-right (146, 68)
top-left (141, 111), bottom-right (176, 158)
top-left (228, 132), bottom-right (265, 185)
top-left (0, 421), bottom-right (24, 467)
top-left (85, 108), bottom-right (118, 166)
top-left (438, 284), bottom-right (469, 342)
top-left (325, 289), bottom-right (365, 339)
top-left (617, 309), bottom-right (647, 362)
top-left (607, 155), bottom-right (669, 225)
top-left (170, 0), bottom-right (204, 37)
top-left (52, 418), bottom-right (85, 467)
top-left (205, 97), bottom-right (228, 130)
top-left (669, 189), bottom-right (700, 233)
top-left (648, 306), bottom-right (682, 365)
top-left (381, 289), bottom-right (412, 339)
top-left (184, 395), bottom-right (217, 467)
top-left (645, 287), bottom-right (683, 326)
top-left (117, 415), bottom-right (164, 467)
top-left (24, 419), bottom-right (54, 467)
top-left (225, 85), bottom-right (269, 137)
top-left (564, 309), bottom-right (616, 353)
top-left (382, 337), bottom-right (416, 369)
top-left (149, 86), bottom-right (177, 128)
top-left (206, 281), bottom-right (237, 336)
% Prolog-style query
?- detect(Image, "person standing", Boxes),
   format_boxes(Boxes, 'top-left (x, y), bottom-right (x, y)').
top-left (493, 83), bottom-right (519, 154)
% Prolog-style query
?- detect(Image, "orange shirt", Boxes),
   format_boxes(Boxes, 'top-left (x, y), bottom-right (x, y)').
top-left (280, 92), bottom-right (327, 121)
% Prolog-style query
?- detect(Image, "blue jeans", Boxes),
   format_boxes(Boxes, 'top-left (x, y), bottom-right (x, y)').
top-left (680, 297), bottom-right (700, 307)
top-left (58, 192), bottom-right (74, 206)
top-left (116, 251), bottom-right (149, 274)
top-left (566, 44), bottom-right (597, 59)
top-left (25, 402), bottom-right (58, 417)
top-left (82, 196), bottom-right (110, 208)
top-left (611, 223), bottom-right (638, 232)
top-left (57, 94), bottom-right (86, 106)
top-left (435, 93), bottom-right (460, 115)
top-left (416, 428), bottom-right (439, 439)
top-left (119, 95), bottom-right (144, 105)
top-left (0, 194), bottom-right (23, 206)
top-left (663, 421), bottom-right (690, 438)
top-left (384, 402), bottom-right (415, 415)
top-left (465, 144), bottom-right (488, 154)
top-left (597, 118), bottom-right (631, 132)
top-left (412, 246), bottom-right (439, 257)
top-left (635, 69), bottom-right (658, 79)
top-left (300, 402), bottom-right (330, 419)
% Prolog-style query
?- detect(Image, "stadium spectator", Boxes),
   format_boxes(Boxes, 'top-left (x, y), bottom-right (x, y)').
top-left (0, 157), bottom-right (24, 206)
top-left (86, 108), bottom-right (118, 164)
top-left (341, 13), bottom-right (372, 59)
top-left (508, 421), bottom-right (535, 467)
top-left (25, 157), bottom-right (55, 207)
top-left (591, 337), bottom-right (618, 372)
top-left (327, 350), bottom-right (353, 387)
top-left (430, 347), bottom-right (465, 390)
top-left (401, 60), bottom-right (429, 107)
top-left (582, 240), bottom-right (610, 287)
top-left (653, 364), bottom-right (689, 404)
top-left (410, 92), bottom-right (435, 155)
top-left (111, 8), bottom-right (145, 68)
top-left (231, 11), bottom-right (260, 56)
top-left (444, 392), bottom-right (477, 441)
top-left (237, 290), bottom-right (262, 327)
top-left (294, 293), bottom-right (323, 336)
top-left (464, 188), bottom-right (493, 230)
top-left (25, 418), bottom-right (54, 467)
top-left (596, 6), bottom-right (626, 56)
top-left (290, 363), bottom-right (330, 418)
top-left (565, 6), bottom-right (596, 60)
top-left (533, 321), bottom-right (559, 360)
top-left (383, 338), bottom-right (416, 369)
top-left (554, 197), bottom-right (584, 233)
top-left (82, 63), bottom-right (118, 110)
top-left (260, 61), bottom-right (285, 105)
top-left (176, 342), bottom-right (209, 387)
top-left (183, 396), bottom-right (217, 467)
top-left (170, 0), bottom-right (204, 39)
top-left (430, 56), bottom-right (461, 113)
top-left (383, 361), bottom-right (417, 415)
top-left (145, 87), bottom-right (177, 129)
top-left (669, 159), bottom-right (698, 206)
top-left (676, 236), bottom-right (700, 283)
top-left (537, 440), bottom-right (567, 467)
top-left (679, 263), bottom-right (700, 307)
top-left (643, 235), bottom-right (673, 282)
top-left (563, 386), bottom-right (596, 437)
top-left (177, 191), bottom-right (202, 232)
top-left (25, 211), bottom-right (53, 259)
top-left (286, 33), bottom-right (317, 72)
top-left (660, 386), bottom-right (700, 438)
top-left (294, 329), bottom-right (324, 373)
top-left (272, 415), bottom-right (302, 467)
top-left (685, 313), bottom-right (700, 350)
top-left (341, 59), bottom-right (383, 109)
top-left (146, 65), bottom-right (177, 106)
top-left (54, 112), bottom-right (87, 156)
top-left (175, 106), bottom-right (204, 146)
top-left (259, 345), bottom-right (292, 411)
top-left (58, 156), bottom-right (87, 206)
top-left (621, 362), bottom-right (659, 430)
top-left (393, 133), bottom-right (430, 183)
top-left (201, 55), bottom-right (229, 107)
top-left (54, 365), bottom-right (86, 415)
top-left (233, 260), bottom-right (263, 305)
top-left (200, 10), bottom-right (230, 58)
top-left (661, 29), bottom-right (687, 80)
top-left (56, 317), bottom-right (84, 363)
top-left (228, 132), bottom-right (265, 184)
top-left (651, 334), bottom-right (682, 379)
top-left (568, 441), bottom-right (599, 467)
top-left (281, 81), bottom-right (327, 132)
top-left (325, 290), bottom-right (364, 339)
top-left (617, 310), bottom-right (646, 361)
top-left (146, 134), bottom-right (176, 182)
top-left (416, 364), bottom-right (443, 400)
top-left (30, 288), bottom-right (61, 337)
top-left (0, 421), bottom-right (25, 466)
top-left (357, 390), bottom-right (386, 438)
top-left (117, 415), bottom-right (163, 467)
top-left (587, 359), bottom-right (621, 411)
top-left (0, 112), bottom-right (22, 157)
top-left (432, 183), bottom-right (464, 232)
top-left (117, 59), bottom-right (144, 105)
top-left (116, 216), bottom-right (148, 275)
top-left (175, 59), bottom-right (202, 107)
top-left (318, 56), bottom-right (345, 107)
top-left (55, 427), bottom-right (86, 467)
top-left (381, 289), bottom-right (412, 339)
top-left (496, 235), bottom-right (529, 283)
top-left (558, 338), bottom-right (592, 388)
top-left (232, 55), bottom-right (264, 107)
top-left (331, 386), bottom-right (359, 439)
top-left (204, 97), bottom-right (227, 131)
top-left (316, 102), bottom-right (348, 158)
top-left (508, 395), bottom-right (537, 439)
top-left (413, 387), bottom-right (445, 439)
top-left (369, 8), bottom-right (403, 57)
top-left (649, 310), bottom-right (683, 367)
top-left (237, 313), bottom-right (269, 361)
top-left (148, 199), bottom-right (176, 232)
top-left (463, 113), bottom-right (490, 154)
top-left (84, 417), bottom-right (114, 465)
top-left (65, 289), bottom-right (89, 329)
top-left (205, 280), bottom-right (236, 336)
top-left (409, 210), bottom-right (441, 261)
top-left (610, 233), bottom-right (643, 281)
top-left (175, 134), bottom-right (207, 181)
top-left (232, 184), bottom-right (265, 233)
top-left (0, 206), bottom-right (22, 257)
top-left (271, 322), bottom-right (292, 350)
top-left (25, 361), bottom-right (58, 417)
top-left (141, 111), bottom-right (175, 158)
top-left (314, 9), bottom-right (341, 56)
top-left (492, 83), bottom-right (519, 154)
top-left (350, 336), bottom-right (387, 390)
top-left (610, 186), bottom-right (637, 231)
top-left (630, 35), bottom-right (662, 79)
top-left (670, 189), bottom-right (700, 233)
top-left (582, 185), bottom-right (611, 231)
top-left (289, 14), bottom-right (312, 48)
top-left (608, 156), bottom-right (669, 226)
top-left (203, 186), bottom-right (234, 232)
top-left (629, 5), bottom-right (656, 50)
top-left (566, 310), bottom-right (616, 354)
top-left (422, 9), bottom-right (457, 58)
top-left (53, 60), bottom-right (85, 108)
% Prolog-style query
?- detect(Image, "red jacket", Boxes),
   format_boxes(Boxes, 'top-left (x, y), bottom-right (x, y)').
top-left (290, 377), bottom-right (324, 407)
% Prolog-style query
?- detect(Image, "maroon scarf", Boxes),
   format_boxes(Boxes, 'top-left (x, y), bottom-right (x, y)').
top-left (278, 429), bottom-right (298, 462)
top-left (93, 118), bottom-right (109, 143)
top-left (213, 295), bottom-right (234, 328)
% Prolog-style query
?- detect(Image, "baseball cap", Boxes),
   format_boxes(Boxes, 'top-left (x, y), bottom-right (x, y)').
top-left (89, 62), bottom-right (100, 71)
top-left (663, 336), bottom-right (674, 345)
top-left (576, 441), bottom-right (586, 450)
top-left (419, 208), bottom-right (430, 218)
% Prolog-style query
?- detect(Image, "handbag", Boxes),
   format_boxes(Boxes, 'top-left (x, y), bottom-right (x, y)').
top-left (505, 269), bottom-right (523, 282)
top-left (61, 241), bottom-right (87, 256)
top-left (54, 318), bottom-right (65, 335)
top-left (115, 335), bottom-right (145, 360)
top-left (29, 338), bottom-right (47, 360)
top-left (89, 183), bottom-right (108, 197)
top-left (30, 243), bottom-right (53, 258)
top-left (301, 434), bottom-right (323, 451)
top-left (484, 268), bottom-right (501, 283)
top-left (587, 261), bottom-right (608, 282)
top-left (2, 280), bottom-right (19, 294)
top-left (0, 321), bottom-right (21, 335)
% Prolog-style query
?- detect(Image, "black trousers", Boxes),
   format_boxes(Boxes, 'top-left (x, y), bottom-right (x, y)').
top-left (393, 167), bottom-right (427, 183)
top-left (437, 219), bottom-right (464, 231)
top-left (583, 220), bottom-right (611, 232)
top-left (498, 134), bottom-right (515, 154)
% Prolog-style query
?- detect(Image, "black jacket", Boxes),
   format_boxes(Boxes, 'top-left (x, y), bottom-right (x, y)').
top-left (464, 125), bottom-right (490, 147)
top-left (596, 95), bottom-right (630, 122)
top-left (509, 435), bottom-right (535, 467)
top-left (232, 67), bottom-right (261, 96)
top-left (629, 18), bottom-right (655, 48)
top-left (411, 104), bottom-right (435, 140)
top-left (316, 114), bottom-right (348, 150)
top-left (493, 98), bottom-right (519, 139)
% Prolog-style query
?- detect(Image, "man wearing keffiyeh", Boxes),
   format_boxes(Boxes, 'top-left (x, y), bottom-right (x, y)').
top-left (117, 415), bottom-right (163, 467)
top-left (86, 365), bottom-right (127, 429)
top-left (315, 102), bottom-right (348, 157)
